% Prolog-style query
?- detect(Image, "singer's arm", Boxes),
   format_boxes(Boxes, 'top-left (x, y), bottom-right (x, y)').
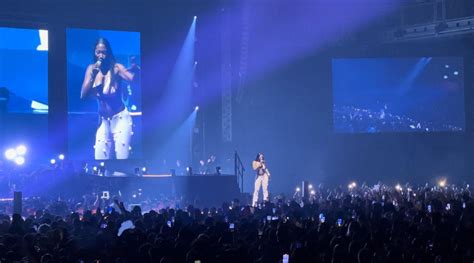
top-left (252, 161), bottom-right (263, 170)
top-left (80, 64), bottom-right (98, 99)
top-left (115, 63), bottom-right (134, 82)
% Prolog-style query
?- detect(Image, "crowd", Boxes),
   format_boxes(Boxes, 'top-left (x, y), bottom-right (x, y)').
top-left (333, 105), bottom-right (463, 133)
top-left (0, 182), bottom-right (472, 262)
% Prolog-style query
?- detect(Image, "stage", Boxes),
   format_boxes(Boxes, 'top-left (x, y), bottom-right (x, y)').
top-left (48, 174), bottom-right (241, 208)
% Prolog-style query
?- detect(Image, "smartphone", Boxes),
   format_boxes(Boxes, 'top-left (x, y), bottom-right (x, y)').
top-left (229, 223), bottom-right (235, 230)
top-left (100, 223), bottom-right (107, 229)
top-left (271, 216), bottom-right (279, 221)
top-left (267, 215), bottom-right (272, 221)
top-left (337, 218), bottom-right (343, 227)
top-left (319, 213), bottom-right (325, 223)
top-left (446, 203), bottom-right (451, 211)
top-left (101, 191), bottom-right (110, 200)
top-left (167, 220), bottom-right (172, 227)
top-left (427, 205), bottom-right (432, 213)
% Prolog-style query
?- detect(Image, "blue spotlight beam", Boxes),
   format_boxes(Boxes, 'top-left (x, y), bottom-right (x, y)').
top-left (157, 109), bottom-right (198, 171)
top-left (157, 19), bottom-right (197, 125)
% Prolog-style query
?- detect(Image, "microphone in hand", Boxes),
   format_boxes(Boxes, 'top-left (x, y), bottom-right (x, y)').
top-left (92, 59), bottom-right (103, 76)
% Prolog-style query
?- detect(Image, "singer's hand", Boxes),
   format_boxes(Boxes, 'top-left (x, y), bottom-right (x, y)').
top-left (92, 60), bottom-right (102, 75)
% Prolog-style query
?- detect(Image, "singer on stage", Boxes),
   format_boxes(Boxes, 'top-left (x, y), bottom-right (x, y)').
top-left (80, 38), bottom-right (135, 160)
top-left (252, 153), bottom-right (270, 206)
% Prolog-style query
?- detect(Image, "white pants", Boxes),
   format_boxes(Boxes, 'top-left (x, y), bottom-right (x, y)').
top-left (94, 108), bottom-right (133, 160)
top-left (252, 174), bottom-right (269, 206)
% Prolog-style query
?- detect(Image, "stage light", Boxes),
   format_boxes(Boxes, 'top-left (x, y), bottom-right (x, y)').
top-left (100, 162), bottom-right (105, 167)
top-left (93, 166), bottom-right (98, 171)
top-left (58, 154), bottom-right (65, 160)
top-left (50, 159), bottom-right (56, 165)
top-left (310, 190), bottom-right (316, 195)
top-left (194, 16), bottom-right (197, 20)
top-left (308, 184), bottom-right (313, 189)
top-left (453, 71), bottom-right (459, 75)
top-left (296, 187), bottom-right (301, 192)
top-left (438, 179), bottom-right (447, 188)
top-left (443, 75), bottom-right (448, 79)
top-left (445, 64), bottom-right (450, 68)
top-left (14, 156), bottom-right (25, 165)
top-left (4, 148), bottom-right (16, 160)
top-left (395, 184), bottom-right (402, 191)
top-left (16, 145), bottom-right (27, 155)
top-left (195, 106), bottom-right (199, 111)
top-left (194, 61), bottom-right (198, 65)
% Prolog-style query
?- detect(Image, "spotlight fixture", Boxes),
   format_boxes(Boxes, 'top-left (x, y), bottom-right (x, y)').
top-left (50, 159), bottom-right (56, 165)
top-left (14, 156), bottom-right (25, 165)
top-left (58, 154), bottom-right (65, 160)
top-left (4, 148), bottom-right (16, 160)
top-left (16, 145), bottom-right (27, 155)
top-left (4, 145), bottom-right (28, 164)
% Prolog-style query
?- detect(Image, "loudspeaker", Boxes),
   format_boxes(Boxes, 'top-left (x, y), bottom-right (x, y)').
top-left (13, 191), bottom-right (22, 215)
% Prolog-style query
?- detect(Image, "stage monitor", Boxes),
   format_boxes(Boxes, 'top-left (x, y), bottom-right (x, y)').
top-left (332, 57), bottom-right (465, 133)
top-left (67, 28), bottom-right (141, 160)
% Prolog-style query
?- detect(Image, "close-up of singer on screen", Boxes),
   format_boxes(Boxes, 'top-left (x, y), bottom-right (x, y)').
top-left (80, 37), bottom-right (136, 160)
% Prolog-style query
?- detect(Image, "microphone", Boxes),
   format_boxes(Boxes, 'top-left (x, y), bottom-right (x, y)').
top-left (91, 59), bottom-right (102, 77)
top-left (95, 59), bottom-right (103, 69)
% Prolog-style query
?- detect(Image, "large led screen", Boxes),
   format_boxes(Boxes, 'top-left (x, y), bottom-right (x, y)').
top-left (67, 28), bottom-right (141, 160)
top-left (0, 27), bottom-right (48, 113)
top-left (333, 57), bottom-right (465, 133)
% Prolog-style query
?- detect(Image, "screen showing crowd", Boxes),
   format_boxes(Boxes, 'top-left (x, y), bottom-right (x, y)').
top-left (332, 57), bottom-right (465, 133)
